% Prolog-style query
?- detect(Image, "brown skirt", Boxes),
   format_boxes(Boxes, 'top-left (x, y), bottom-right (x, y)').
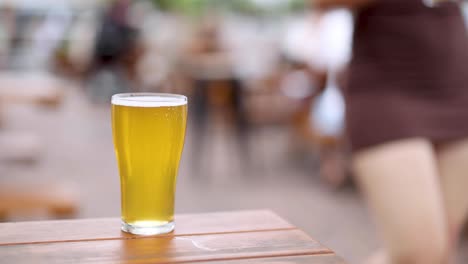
top-left (346, 0), bottom-right (468, 151)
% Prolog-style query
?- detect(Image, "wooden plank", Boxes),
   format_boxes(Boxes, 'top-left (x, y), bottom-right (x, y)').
top-left (207, 254), bottom-right (346, 263)
top-left (0, 230), bottom-right (332, 264)
top-left (0, 210), bottom-right (294, 245)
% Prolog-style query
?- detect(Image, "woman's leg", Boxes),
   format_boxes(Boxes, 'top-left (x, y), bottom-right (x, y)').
top-left (437, 139), bottom-right (468, 252)
top-left (353, 138), bottom-right (448, 264)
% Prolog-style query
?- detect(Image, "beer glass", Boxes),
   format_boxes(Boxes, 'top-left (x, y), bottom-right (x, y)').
top-left (111, 93), bottom-right (187, 235)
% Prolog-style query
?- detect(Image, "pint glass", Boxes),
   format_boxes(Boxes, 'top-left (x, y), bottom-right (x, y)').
top-left (112, 93), bottom-right (187, 235)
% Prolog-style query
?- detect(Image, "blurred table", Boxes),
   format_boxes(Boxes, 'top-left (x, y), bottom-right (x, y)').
top-left (0, 210), bottom-right (345, 263)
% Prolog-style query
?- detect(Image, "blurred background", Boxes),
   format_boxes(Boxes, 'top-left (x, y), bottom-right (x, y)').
top-left (0, 0), bottom-right (467, 262)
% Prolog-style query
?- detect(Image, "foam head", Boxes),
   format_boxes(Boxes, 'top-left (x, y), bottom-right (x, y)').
top-left (111, 93), bottom-right (187, 107)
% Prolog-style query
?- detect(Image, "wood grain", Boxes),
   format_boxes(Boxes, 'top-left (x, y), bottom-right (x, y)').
top-left (0, 210), bottom-right (344, 263)
top-left (0, 229), bottom-right (331, 264)
top-left (0, 210), bottom-right (294, 245)
top-left (207, 254), bottom-right (346, 264)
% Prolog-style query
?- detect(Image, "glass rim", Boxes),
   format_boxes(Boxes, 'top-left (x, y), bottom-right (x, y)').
top-left (111, 93), bottom-right (187, 107)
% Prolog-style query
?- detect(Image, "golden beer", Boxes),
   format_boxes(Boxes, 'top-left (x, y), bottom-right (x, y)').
top-left (111, 93), bottom-right (187, 235)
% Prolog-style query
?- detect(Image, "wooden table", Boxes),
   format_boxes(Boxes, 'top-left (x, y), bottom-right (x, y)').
top-left (0, 210), bottom-right (345, 263)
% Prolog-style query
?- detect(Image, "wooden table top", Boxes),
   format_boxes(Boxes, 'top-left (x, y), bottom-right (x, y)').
top-left (0, 210), bottom-right (345, 263)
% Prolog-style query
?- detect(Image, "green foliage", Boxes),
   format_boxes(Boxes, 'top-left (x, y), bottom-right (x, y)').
top-left (151, 0), bottom-right (206, 14)
top-left (150, 0), bottom-right (305, 16)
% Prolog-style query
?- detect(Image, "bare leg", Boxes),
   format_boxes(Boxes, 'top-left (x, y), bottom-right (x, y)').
top-left (437, 138), bottom-right (468, 257)
top-left (353, 138), bottom-right (448, 264)
top-left (364, 249), bottom-right (387, 264)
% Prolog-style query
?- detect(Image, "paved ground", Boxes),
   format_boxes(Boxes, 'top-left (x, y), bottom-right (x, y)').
top-left (1, 86), bottom-right (467, 263)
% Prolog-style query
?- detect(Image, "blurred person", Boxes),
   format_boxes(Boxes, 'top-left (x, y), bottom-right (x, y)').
top-left (29, 3), bottom-right (72, 70)
top-left (282, 8), bottom-right (352, 187)
top-left (309, 9), bottom-right (352, 188)
top-left (182, 16), bottom-right (251, 177)
top-left (58, 10), bottom-right (98, 77)
top-left (0, 4), bottom-right (16, 69)
top-left (87, 0), bottom-right (141, 102)
top-left (278, 59), bottom-right (325, 158)
top-left (311, 0), bottom-right (468, 263)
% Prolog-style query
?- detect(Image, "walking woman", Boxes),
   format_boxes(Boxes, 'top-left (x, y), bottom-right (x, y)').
top-left (311, 0), bottom-right (468, 263)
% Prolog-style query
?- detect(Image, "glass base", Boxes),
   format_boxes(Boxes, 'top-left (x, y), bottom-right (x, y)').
top-left (121, 220), bottom-right (175, 235)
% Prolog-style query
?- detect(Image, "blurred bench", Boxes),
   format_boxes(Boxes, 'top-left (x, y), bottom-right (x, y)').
top-left (0, 72), bottom-right (64, 107)
top-left (0, 132), bottom-right (40, 163)
top-left (0, 72), bottom-right (64, 162)
top-left (0, 183), bottom-right (78, 221)
top-left (0, 72), bottom-right (78, 220)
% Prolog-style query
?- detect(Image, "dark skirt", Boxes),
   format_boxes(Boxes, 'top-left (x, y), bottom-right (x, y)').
top-left (346, 0), bottom-right (468, 151)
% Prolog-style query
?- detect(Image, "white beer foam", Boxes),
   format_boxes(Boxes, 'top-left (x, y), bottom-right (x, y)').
top-left (112, 94), bottom-right (187, 107)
